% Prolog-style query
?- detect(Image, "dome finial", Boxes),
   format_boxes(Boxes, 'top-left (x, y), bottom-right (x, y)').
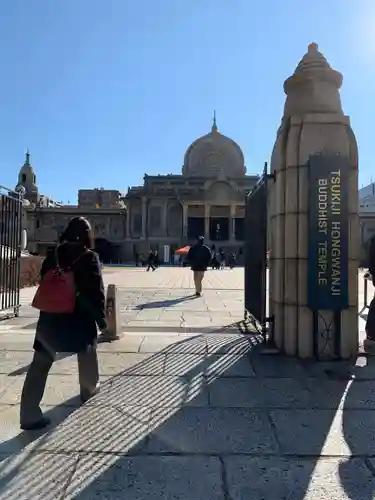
top-left (25, 149), bottom-right (30, 165)
top-left (211, 110), bottom-right (218, 132)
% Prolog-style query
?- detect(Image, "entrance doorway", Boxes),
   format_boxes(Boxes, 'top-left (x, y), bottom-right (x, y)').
top-left (209, 218), bottom-right (229, 241)
top-left (94, 238), bottom-right (117, 264)
top-left (187, 217), bottom-right (204, 240)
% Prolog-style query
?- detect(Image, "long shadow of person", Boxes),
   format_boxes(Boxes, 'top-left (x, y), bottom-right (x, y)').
top-left (135, 295), bottom-right (196, 310)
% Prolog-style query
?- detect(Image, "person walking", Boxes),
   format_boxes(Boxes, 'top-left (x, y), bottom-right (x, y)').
top-left (187, 236), bottom-right (212, 296)
top-left (146, 250), bottom-right (156, 271)
top-left (228, 251), bottom-right (236, 269)
top-left (20, 217), bottom-right (107, 431)
top-left (365, 235), bottom-right (375, 348)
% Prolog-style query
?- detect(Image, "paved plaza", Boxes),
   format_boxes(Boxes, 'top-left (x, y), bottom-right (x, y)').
top-left (0, 267), bottom-right (374, 498)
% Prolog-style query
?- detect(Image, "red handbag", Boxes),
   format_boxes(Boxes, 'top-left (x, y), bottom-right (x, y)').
top-left (32, 248), bottom-right (83, 314)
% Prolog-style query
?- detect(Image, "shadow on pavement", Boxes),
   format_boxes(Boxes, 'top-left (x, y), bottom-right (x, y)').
top-left (7, 352), bottom-right (74, 377)
top-left (340, 356), bottom-right (375, 499)
top-left (135, 295), bottom-right (196, 310)
top-left (0, 334), bottom-right (363, 499)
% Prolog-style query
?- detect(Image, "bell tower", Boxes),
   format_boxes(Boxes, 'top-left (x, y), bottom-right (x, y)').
top-left (16, 150), bottom-right (39, 203)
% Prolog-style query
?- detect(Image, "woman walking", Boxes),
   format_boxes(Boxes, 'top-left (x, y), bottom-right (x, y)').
top-left (20, 217), bottom-right (107, 430)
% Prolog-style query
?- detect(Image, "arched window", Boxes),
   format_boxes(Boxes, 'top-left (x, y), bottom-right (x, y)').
top-left (21, 174), bottom-right (26, 183)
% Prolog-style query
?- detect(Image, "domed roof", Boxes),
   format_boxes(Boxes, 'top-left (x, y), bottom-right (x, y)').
top-left (16, 151), bottom-right (38, 196)
top-left (182, 114), bottom-right (246, 177)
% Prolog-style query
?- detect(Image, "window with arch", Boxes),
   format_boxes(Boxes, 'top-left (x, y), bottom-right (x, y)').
top-left (22, 174), bottom-right (26, 183)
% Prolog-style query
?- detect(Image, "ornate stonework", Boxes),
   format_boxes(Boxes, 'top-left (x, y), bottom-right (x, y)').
top-left (21, 118), bottom-right (258, 262)
top-left (182, 119), bottom-right (246, 177)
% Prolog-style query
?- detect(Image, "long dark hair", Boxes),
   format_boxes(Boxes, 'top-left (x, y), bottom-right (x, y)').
top-left (60, 217), bottom-right (94, 249)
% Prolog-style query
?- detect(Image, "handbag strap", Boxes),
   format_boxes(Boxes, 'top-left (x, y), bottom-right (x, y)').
top-left (54, 245), bottom-right (87, 271)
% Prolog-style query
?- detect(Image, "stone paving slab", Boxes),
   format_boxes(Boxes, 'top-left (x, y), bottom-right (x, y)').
top-left (224, 456), bottom-right (375, 500)
top-left (65, 455), bottom-right (224, 500)
top-left (145, 407), bottom-right (279, 455)
top-left (0, 450), bottom-right (78, 500)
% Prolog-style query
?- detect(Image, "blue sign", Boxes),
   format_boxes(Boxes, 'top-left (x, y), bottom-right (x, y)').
top-left (307, 154), bottom-right (349, 310)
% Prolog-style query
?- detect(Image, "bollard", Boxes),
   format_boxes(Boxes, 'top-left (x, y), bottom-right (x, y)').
top-left (103, 284), bottom-right (121, 341)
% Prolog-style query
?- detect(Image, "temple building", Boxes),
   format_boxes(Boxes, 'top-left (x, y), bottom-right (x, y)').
top-left (18, 116), bottom-right (259, 262)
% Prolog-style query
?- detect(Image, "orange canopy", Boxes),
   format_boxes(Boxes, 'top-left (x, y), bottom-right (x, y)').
top-left (175, 246), bottom-right (190, 255)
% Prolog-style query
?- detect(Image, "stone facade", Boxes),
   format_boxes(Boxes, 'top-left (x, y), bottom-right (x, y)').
top-left (124, 118), bottom-right (258, 260)
top-left (18, 118), bottom-right (258, 262)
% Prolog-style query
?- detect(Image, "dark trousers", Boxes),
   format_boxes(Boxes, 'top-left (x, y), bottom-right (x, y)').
top-left (20, 346), bottom-right (99, 426)
top-left (147, 263), bottom-right (155, 271)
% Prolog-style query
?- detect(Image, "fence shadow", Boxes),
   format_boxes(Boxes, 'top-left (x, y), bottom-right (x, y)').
top-left (0, 334), bottom-right (355, 499)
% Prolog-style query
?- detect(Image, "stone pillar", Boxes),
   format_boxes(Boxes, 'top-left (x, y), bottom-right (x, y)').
top-left (162, 201), bottom-right (168, 236)
top-left (182, 204), bottom-right (188, 241)
top-left (230, 205), bottom-right (236, 241)
top-left (204, 204), bottom-right (210, 241)
top-left (126, 203), bottom-right (131, 239)
top-left (269, 43), bottom-right (359, 359)
top-left (141, 197), bottom-right (147, 239)
top-left (103, 284), bottom-right (121, 341)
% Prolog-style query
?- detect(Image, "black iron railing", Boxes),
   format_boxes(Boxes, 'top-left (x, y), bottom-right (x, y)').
top-left (0, 185), bottom-right (23, 317)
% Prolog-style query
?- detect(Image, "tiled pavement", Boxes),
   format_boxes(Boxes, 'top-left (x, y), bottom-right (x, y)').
top-left (0, 267), bottom-right (374, 498)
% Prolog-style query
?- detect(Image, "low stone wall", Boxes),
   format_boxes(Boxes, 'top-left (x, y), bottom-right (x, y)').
top-left (19, 255), bottom-right (44, 288)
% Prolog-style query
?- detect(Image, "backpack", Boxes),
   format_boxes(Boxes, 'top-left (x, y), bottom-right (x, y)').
top-left (32, 247), bottom-right (84, 314)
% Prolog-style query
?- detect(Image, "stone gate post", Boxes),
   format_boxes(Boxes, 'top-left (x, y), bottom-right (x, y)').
top-left (268, 43), bottom-right (359, 359)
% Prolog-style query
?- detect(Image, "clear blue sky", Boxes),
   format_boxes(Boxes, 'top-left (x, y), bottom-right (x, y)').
top-left (0, 0), bottom-right (374, 203)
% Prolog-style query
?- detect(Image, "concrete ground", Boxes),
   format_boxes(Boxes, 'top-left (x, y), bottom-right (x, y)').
top-left (0, 267), bottom-right (374, 499)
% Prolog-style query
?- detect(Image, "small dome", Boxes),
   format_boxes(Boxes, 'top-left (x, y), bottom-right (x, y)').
top-left (182, 115), bottom-right (246, 177)
top-left (16, 151), bottom-right (39, 200)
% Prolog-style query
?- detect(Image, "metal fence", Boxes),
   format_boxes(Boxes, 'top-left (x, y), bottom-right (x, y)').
top-left (244, 163), bottom-right (270, 340)
top-left (0, 185), bottom-right (23, 317)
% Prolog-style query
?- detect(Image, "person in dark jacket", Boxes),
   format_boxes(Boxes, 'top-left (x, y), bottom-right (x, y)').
top-left (187, 236), bottom-right (212, 296)
top-left (20, 217), bottom-right (107, 431)
top-left (365, 235), bottom-right (375, 344)
top-left (146, 250), bottom-right (156, 271)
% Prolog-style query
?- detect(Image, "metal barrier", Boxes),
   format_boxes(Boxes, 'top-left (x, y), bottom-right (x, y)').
top-left (0, 185), bottom-right (23, 318)
top-left (363, 273), bottom-right (371, 309)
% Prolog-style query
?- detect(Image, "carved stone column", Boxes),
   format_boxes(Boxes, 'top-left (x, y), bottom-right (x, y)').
top-left (269, 43), bottom-right (359, 359)
top-left (230, 205), bottom-right (236, 241)
top-left (141, 197), bottom-right (147, 239)
top-left (126, 203), bottom-right (131, 239)
top-left (204, 204), bottom-right (210, 241)
top-left (105, 216), bottom-right (111, 238)
top-left (182, 203), bottom-right (188, 241)
top-left (163, 201), bottom-right (168, 236)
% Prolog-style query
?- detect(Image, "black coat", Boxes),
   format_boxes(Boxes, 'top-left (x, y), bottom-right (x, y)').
top-left (188, 244), bottom-right (212, 271)
top-left (369, 236), bottom-right (375, 283)
top-left (33, 243), bottom-right (106, 354)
